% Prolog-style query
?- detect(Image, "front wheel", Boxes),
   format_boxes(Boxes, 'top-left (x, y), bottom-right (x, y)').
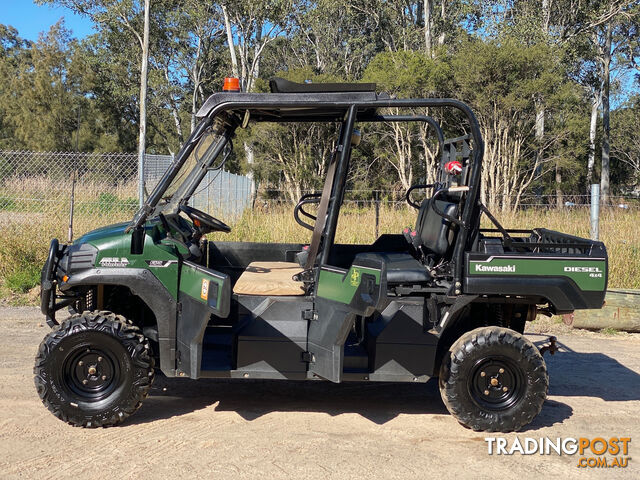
top-left (439, 326), bottom-right (548, 432)
top-left (34, 311), bottom-right (154, 427)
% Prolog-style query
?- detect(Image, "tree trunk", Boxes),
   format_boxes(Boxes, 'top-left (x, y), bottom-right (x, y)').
top-left (534, 99), bottom-right (545, 199)
top-left (222, 5), bottom-right (239, 78)
top-left (191, 81), bottom-right (199, 133)
top-left (221, 6), bottom-right (256, 198)
top-left (555, 163), bottom-right (563, 208)
top-left (137, 0), bottom-right (150, 207)
top-left (541, 0), bottom-right (551, 33)
top-left (171, 105), bottom-right (183, 146)
top-left (163, 67), bottom-right (183, 146)
top-left (586, 88), bottom-right (601, 188)
top-left (600, 23), bottom-right (612, 204)
top-left (423, 0), bottom-right (433, 57)
top-left (537, 0), bottom-right (550, 201)
top-left (190, 37), bottom-right (202, 133)
top-left (246, 23), bottom-right (263, 93)
top-left (437, 0), bottom-right (446, 46)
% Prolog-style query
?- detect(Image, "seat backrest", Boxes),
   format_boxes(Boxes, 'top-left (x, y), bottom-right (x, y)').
top-left (415, 198), bottom-right (458, 257)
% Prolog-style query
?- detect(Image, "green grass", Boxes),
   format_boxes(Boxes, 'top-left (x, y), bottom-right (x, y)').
top-left (75, 193), bottom-right (137, 216)
top-left (0, 195), bottom-right (17, 211)
top-left (4, 265), bottom-right (40, 293)
top-left (599, 327), bottom-right (620, 335)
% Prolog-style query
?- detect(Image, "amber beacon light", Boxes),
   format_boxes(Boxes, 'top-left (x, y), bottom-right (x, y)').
top-left (223, 77), bottom-right (241, 92)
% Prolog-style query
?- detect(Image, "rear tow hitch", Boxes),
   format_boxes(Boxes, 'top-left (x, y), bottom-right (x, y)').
top-left (539, 336), bottom-right (558, 356)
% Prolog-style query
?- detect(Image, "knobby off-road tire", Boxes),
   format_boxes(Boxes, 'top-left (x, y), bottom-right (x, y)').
top-left (439, 326), bottom-right (548, 432)
top-left (34, 311), bottom-right (155, 427)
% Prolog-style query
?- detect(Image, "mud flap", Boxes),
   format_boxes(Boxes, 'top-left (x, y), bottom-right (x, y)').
top-left (308, 254), bottom-right (387, 382)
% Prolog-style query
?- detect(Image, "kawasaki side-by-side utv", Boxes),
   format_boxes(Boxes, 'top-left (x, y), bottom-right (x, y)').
top-left (36, 78), bottom-right (607, 431)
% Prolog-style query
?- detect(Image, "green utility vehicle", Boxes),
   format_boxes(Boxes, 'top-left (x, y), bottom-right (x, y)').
top-left (36, 78), bottom-right (607, 431)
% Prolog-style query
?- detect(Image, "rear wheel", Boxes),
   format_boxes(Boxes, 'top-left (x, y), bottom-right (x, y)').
top-left (34, 311), bottom-right (154, 427)
top-left (439, 326), bottom-right (548, 432)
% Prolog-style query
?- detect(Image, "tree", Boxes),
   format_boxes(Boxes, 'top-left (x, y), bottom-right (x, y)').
top-left (8, 21), bottom-right (81, 151)
top-left (176, 1), bottom-right (225, 132)
top-left (611, 97), bottom-right (640, 193)
top-left (39, 0), bottom-right (181, 154)
top-left (450, 39), bottom-right (578, 210)
top-left (552, 0), bottom-right (639, 202)
top-left (247, 68), bottom-right (339, 200)
top-left (363, 50), bottom-right (450, 190)
top-left (0, 0), bottom-right (635, 208)
top-left (0, 25), bottom-right (32, 149)
top-left (221, 0), bottom-right (292, 93)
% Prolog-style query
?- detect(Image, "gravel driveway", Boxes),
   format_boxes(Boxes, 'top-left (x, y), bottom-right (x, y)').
top-left (1, 307), bottom-right (638, 479)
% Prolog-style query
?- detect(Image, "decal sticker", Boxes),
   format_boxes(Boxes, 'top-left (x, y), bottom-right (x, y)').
top-left (475, 264), bottom-right (516, 273)
top-left (467, 256), bottom-right (607, 291)
top-left (99, 257), bottom-right (129, 268)
top-left (350, 268), bottom-right (361, 287)
top-left (201, 279), bottom-right (209, 300)
top-left (146, 260), bottom-right (176, 268)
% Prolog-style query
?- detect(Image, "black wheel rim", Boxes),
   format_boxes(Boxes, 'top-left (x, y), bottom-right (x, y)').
top-left (62, 346), bottom-right (120, 401)
top-left (468, 356), bottom-right (526, 411)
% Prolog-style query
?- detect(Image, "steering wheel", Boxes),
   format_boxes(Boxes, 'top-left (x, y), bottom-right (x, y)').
top-left (178, 204), bottom-right (231, 234)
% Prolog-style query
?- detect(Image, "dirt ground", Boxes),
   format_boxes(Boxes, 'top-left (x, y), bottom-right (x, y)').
top-left (1, 307), bottom-right (638, 480)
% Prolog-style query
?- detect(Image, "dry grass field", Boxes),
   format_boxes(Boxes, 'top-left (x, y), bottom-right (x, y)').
top-left (0, 200), bottom-right (638, 302)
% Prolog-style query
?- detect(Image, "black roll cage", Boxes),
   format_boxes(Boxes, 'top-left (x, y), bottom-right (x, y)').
top-left (128, 91), bottom-right (485, 290)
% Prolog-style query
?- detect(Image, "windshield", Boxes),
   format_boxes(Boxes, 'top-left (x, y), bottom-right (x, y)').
top-left (153, 130), bottom-right (227, 214)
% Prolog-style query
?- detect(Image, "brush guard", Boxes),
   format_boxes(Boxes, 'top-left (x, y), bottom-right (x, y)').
top-left (40, 239), bottom-right (78, 327)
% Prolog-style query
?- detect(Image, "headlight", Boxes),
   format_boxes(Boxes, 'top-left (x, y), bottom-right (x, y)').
top-left (59, 243), bottom-right (98, 276)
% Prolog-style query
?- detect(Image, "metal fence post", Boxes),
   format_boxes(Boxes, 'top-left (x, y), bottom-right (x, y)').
top-left (374, 191), bottom-right (380, 239)
top-left (138, 153), bottom-right (145, 207)
top-left (206, 170), bottom-right (210, 211)
top-left (590, 184), bottom-right (600, 241)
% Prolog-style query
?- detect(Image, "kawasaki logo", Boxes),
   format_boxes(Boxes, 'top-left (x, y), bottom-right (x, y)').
top-left (563, 266), bottom-right (603, 273)
top-left (474, 264), bottom-right (516, 273)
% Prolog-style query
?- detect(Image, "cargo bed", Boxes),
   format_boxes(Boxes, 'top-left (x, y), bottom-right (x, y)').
top-left (464, 228), bottom-right (607, 313)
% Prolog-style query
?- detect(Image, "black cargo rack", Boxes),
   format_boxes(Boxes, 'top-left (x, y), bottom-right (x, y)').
top-left (479, 228), bottom-right (604, 255)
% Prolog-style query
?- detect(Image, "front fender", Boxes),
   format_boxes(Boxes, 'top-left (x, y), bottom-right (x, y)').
top-left (62, 268), bottom-right (178, 376)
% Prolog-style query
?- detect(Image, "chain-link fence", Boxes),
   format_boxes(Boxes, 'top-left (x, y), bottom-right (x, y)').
top-left (1, 149), bottom-right (638, 237)
top-left (0, 150), bottom-right (255, 227)
top-left (0, 150), bottom-right (139, 219)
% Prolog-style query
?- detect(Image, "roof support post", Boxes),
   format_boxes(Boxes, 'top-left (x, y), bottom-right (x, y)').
top-left (320, 105), bottom-right (357, 266)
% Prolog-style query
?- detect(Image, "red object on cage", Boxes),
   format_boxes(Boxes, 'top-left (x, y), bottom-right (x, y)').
top-left (444, 160), bottom-right (462, 175)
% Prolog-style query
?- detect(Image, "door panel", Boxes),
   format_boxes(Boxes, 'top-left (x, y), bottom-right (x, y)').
top-left (176, 261), bottom-right (231, 378)
top-left (308, 254), bottom-right (387, 382)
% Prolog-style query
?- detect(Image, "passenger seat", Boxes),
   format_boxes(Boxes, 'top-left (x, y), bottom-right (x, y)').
top-left (404, 197), bottom-right (458, 260)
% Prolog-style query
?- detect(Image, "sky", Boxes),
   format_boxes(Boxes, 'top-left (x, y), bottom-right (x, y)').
top-left (0, 0), bottom-right (94, 41)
